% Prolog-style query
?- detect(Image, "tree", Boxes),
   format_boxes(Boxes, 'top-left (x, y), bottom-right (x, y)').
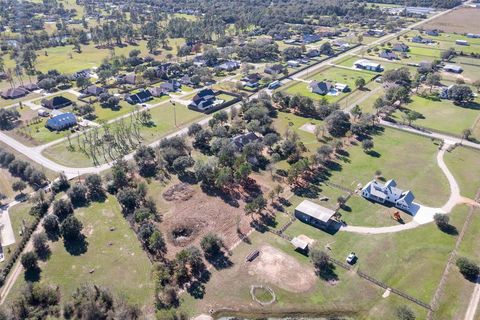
top-left (461, 128), bottom-right (472, 142)
top-left (355, 78), bottom-right (366, 90)
top-left (351, 105), bottom-right (362, 119)
top-left (433, 213), bottom-right (449, 230)
top-left (67, 183), bottom-right (88, 206)
top-left (21, 252), bottom-right (38, 271)
top-left (310, 246), bottom-right (331, 275)
top-left (402, 110), bottom-right (422, 126)
top-left (425, 73), bottom-right (441, 92)
top-left (84, 174), bottom-right (105, 201)
top-left (200, 233), bottom-right (223, 257)
top-left (61, 215), bottom-right (83, 241)
top-left (11, 180), bottom-right (27, 195)
top-left (456, 257), bottom-right (480, 281)
top-left (116, 188), bottom-right (140, 213)
top-left (43, 214), bottom-right (60, 237)
top-left (325, 111), bottom-right (351, 137)
top-left (76, 76), bottom-right (91, 90)
top-left (33, 232), bottom-right (50, 258)
top-left (448, 85), bottom-right (474, 105)
top-left (52, 198), bottom-right (74, 221)
top-left (148, 230), bottom-right (166, 255)
top-left (362, 139), bottom-right (374, 152)
top-left (395, 305), bottom-right (415, 320)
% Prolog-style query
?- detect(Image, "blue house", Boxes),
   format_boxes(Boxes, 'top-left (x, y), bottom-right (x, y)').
top-left (46, 112), bottom-right (77, 131)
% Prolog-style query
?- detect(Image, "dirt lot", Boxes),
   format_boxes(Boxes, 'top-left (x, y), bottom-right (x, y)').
top-left (422, 8), bottom-right (480, 33)
top-left (247, 245), bottom-right (316, 293)
top-left (159, 182), bottom-right (266, 258)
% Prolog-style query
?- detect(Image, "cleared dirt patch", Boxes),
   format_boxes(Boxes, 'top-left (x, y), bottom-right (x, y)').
top-left (160, 183), bottom-right (257, 258)
top-left (422, 8), bottom-right (480, 33)
top-left (163, 183), bottom-right (195, 201)
top-left (247, 245), bottom-right (316, 293)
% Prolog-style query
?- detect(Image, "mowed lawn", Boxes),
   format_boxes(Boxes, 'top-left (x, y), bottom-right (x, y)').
top-left (7, 196), bottom-right (154, 309)
top-left (393, 95), bottom-right (480, 136)
top-left (42, 102), bottom-right (205, 167)
top-left (326, 127), bottom-right (450, 207)
top-left (444, 147), bottom-right (480, 199)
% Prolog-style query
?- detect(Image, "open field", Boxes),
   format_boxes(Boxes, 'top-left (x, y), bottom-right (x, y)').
top-left (324, 127), bottom-right (450, 207)
top-left (421, 7), bottom-right (480, 34)
top-left (180, 205), bottom-right (471, 319)
top-left (92, 101), bottom-right (137, 123)
top-left (42, 102), bottom-right (205, 167)
top-left (3, 202), bottom-right (37, 262)
top-left (7, 196), bottom-right (155, 310)
top-left (444, 147), bottom-right (480, 199)
top-left (2, 38), bottom-right (186, 74)
top-left (392, 95), bottom-right (480, 137)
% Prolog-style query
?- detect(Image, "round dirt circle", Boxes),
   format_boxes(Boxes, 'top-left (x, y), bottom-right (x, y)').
top-left (250, 285), bottom-right (276, 305)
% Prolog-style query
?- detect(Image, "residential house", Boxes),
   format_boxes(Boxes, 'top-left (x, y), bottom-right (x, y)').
top-left (41, 96), bottom-right (73, 109)
top-left (242, 73), bottom-right (262, 88)
top-left (287, 60), bottom-right (300, 68)
top-left (160, 80), bottom-right (181, 93)
top-left (264, 64), bottom-right (286, 76)
top-left (216, 60), bottom-right (240, 72)
top-left (180, 75), bottom-right (193, 86)
top-left (231, 132), bottom-right (261, 151)
top-left (439, 85), bottom-right (454, 99)
top-left (354, 59), bottom-right (383, 72)
top-left (364, 29), bottom-right (386, 37)
top-left (21, 83), bottom-right (39, 91)
top-left (425, 29), bottom-right (440, 36)
top-left (126, 89), bottom-right (153, 104)
top-left (189, 89), bottom-right (218, 111)
top-left (84, 85), bottom-right (106, 96)
top-left (392, 43), bottom-right (409, 52)
top-left (361, 179), bottom-right (415, 212)
top-left (149, 87), bottom-right (167, 97)
top-left (72, 69), bottom-right (91, 79)
top-left (443, 64), bottom-right (463, 73)
top-left (456, 39), bottom-right (469, 46)
top-left (1, 87), bottom-right (28, 99)
top-left (379, 49), bottom-right (399, 60)
top-left (46, 112), bottom-right (77, 131)
top-left (466, 33), bottom-right (480, 38)
top-left (310, 81), bottom-right (332, 95)
top-left (306, 49), bottom-right (321, 57)
top-left (294, 200), bottom-right (337, 229)
top-left (303, 33), bottom-right (321, 44)
top-left (411, 35), bottom-right (434, 44)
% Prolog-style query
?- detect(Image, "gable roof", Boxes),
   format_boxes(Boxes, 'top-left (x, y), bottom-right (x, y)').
top-left (231, 132), bottom-right (261, 150)
top-left (310, 81), bottom-right (332, 93)
top-left (1, 87), bottom-right (28, 99)
top-left (42, 96), bottom-right (73, 109)
top-left (295, 200), bottom-right (336, 223)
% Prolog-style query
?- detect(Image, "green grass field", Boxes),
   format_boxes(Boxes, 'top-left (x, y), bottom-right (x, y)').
top-left (326, 127), bottom-right (450, 207)
top-left (444, 147), bottom-right (480, 199)
top-left (42, 102), bottom-right (205, 167)
top-left (92, 101), bottom-right (137, 123)
top-left (7, 196), bottom-right (155, 309)
top-left (3, 202), bottom-right (37, 262)
top-left (392, 95), bottom-right (480, 137)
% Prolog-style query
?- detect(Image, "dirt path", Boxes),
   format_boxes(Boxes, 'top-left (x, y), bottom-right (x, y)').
top-left (341, 143), bottom-right (474, 234)
top-left (465, 275), bottom-right (480, 320)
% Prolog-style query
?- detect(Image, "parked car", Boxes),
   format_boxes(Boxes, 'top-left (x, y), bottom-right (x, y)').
top-left (346, 252), bottom-right (357, 264)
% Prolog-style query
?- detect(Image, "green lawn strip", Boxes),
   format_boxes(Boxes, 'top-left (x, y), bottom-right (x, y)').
top-left (92, 101), bottom-right (137, 123)
top-left (433, 205), bottom-right (480, 319)
top-left (392, 95), bottom-right (480, 137)
top-left (444, 147), bottom-right (480, 199)
top-left (0, 93), bottom-right (43, 108)
top-left (3, 202), bottom-right (36, 262)
top-left (42, 103), bottom-right (205, 167)
top-left (7, 196), bottom-right (154, 308)
top-left (326, 127), bottom-right (450, 207)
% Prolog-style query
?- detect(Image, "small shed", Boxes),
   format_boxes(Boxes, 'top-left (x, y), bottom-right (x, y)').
top-left (291, 236), bottom-right (309, 252)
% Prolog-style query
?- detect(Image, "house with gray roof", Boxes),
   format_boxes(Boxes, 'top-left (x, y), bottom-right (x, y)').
top-left (294, 200), bottom-right (337, 229)
top-left (309, 81), bottom-right (332, 95)
top-left (361, 179), bottom-right (415, 211)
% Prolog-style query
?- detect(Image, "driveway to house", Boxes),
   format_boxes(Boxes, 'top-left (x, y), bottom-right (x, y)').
top-left (340, 143), bottom-right (474, 235)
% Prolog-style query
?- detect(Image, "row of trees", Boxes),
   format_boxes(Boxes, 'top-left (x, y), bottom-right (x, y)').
top-left (0, 148), bottom-right (48, 189)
